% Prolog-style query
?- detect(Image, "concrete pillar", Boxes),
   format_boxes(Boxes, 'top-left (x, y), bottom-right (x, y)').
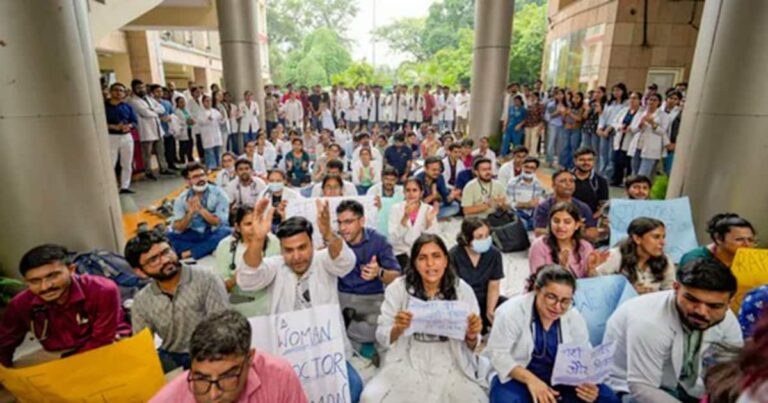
top-left (667, 0), bottom-right (768, 241)
top-left (0, 0), bottom-right (124, 278)
top-left (193, 66), bottom-right (213, 91)
top-left (469, 0), bottom-right (515, 141)
top-left (216, 0), bottom-right (265, 129)
top-left (126, 30), bottom-right (163, 84)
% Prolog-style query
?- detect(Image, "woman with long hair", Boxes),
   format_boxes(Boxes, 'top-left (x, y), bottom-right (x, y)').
top-left (388, 178), bottom-right (440, 270)
top-left (529, 202), bottom-right (596, 278)
top-left (594, 217), bottom-right (675, 294)
top-left (361, 234), bottom-right (488, 403)
top-left (627, 92), bottom-right (670, 177)
top-left (598, 83), bottom-right (628, 183)
top-left (560, 91), bottom-right (586, 170)
top-left (610, 91), bottom-right (643, 185)
top-left (487, 265), bottom-right (619, 402)
top-left (213, 205), bottom-right (279, 317)
top-left (680, 212), bottom-right (757, 268)
top-left (544, 88), bottom-right (567, 166)
top-left (450, 217), bottom-right (505, 333)
top-left (582, 86), bottom-right (607, 156)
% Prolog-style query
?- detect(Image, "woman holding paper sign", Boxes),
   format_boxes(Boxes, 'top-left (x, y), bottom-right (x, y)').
top-left (361, 234), bottom-right (488, 403)
top-left (594, 217), bottom-right (675, 294)
top-left (485, 265), bottom-right (619, 403)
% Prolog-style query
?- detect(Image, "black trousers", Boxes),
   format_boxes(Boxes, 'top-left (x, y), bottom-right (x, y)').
top-left (612, 149), bottom-right (631, 185)
top-left (163, 135), bottom-right (178, 168)
top-left (194, 134), bottom-right (204, 162)
top-left (480, 294), bottom-right (508, 334)
top-left (178, 140), bottom-right (194, 164)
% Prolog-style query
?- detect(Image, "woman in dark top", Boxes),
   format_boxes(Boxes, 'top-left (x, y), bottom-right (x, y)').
top-left (449, 217), bottom-right (505, 333)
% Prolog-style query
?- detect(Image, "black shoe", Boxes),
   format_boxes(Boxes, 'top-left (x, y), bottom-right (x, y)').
top-left (145, 173), bottom-right (158, 181)
top-left (159, 170), bottom-right (176, 176)
top-left (119, 188), bottom-right (135, 194)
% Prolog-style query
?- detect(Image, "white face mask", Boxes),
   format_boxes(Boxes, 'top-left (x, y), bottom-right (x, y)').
top-left (471, 237), bottom-right (493, 254)
top-left (268, 182), bottom-right (284, 193)
top-left (192, 183), bottom-right (208, 193)
top-left (521, 172), bottom-right (535, 181)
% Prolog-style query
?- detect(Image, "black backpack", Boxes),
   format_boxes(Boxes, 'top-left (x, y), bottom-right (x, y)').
top-left (487, 209), bottom-right (531, 253)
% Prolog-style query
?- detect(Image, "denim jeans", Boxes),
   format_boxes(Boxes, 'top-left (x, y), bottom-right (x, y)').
top-left (167, 226), bottom-right (232, 259)
top-left (204, 146), bottom-right (222, 169)
top-left (546, 124), bottom-right (563, 164)
top-left (489, 376), bottom-right (619, 403)
top-left (664, 151), bottom-right (675, 174)
top-left (631, 150), bottom-right (659, 177)
top-left (438, 201), bottom-right (461, 219)
top-left (558, 127), bottom-right (582, 169)
top-left (598, 132), bottom-right (615, 180)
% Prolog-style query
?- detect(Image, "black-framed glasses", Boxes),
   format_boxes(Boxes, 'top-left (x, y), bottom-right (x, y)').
top-left (141, 247), bottom-right (174, 268)
top-left (542, 292), bottom-right (573, 310)
top-left (187, 359), bottom-right (248, 395)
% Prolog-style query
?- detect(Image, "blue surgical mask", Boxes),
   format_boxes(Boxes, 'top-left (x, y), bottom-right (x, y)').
top-left (471, 237), bottom-right (493, 254)
top-left (268, 182), bottom-right (284, 193)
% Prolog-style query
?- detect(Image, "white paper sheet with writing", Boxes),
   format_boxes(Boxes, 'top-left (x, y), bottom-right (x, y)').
top-left (403, 297), bottom-right (470, 340)
top-left (551, 341), bottom-right (616, 386)
top-left (285, 195), bottom-right (378, 247)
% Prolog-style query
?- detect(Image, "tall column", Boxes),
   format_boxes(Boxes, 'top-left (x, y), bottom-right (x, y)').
top-left (667, 0), bottom-right (768, 241)
top-left (0, 0), bottom-right (124, 278)
top-left (216, 0), bottom-right (265, 129)
top-left (126, 31), bottom-right (164, 84)
top-left (469, 0), bottom-right (515, 141)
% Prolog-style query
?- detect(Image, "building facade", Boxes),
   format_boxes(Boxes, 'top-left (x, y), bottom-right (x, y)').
top-left (541, 0), bottom-right (703, 92)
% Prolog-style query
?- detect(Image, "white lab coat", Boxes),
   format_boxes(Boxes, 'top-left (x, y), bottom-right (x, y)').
top-left (336, 91), bottom-right (351, 120)
top-left (238, 100), bottom-right (260, 133)
top-left (472, 148), bottom-right (497, 174)
top-left (346, 92), bottom-right (360, 122)
top-left (388, 201), bottom-right (439, 255)
top-left (228, 103), bottom-right (240, 136)
top-left (367, 95), bottom-right (388, 124)
top-left (256, 185), bottom-right (303, 201)
top-left (215, 169), bottom-right (237, 188)
top-left (455, 93), bottom-right (471, 119)
top-left (442, 157), bottom-right (466, 185)
top-left (187, 97), bottom-right (204, 136)
top-left (355, 92), bottom-right (368, 120)
top-left (127, 95), bottom-right (164, 142)
top-left (170, 110), bottom-right (190, 141)
top-left (604, 290), bottom-right (743, 400)
top-left (497, 161), bottom-right (519, 192)
top-left (351, 160), bottom-right (381, 186)
top-left (281, 100), bottom-right (304, 129)
top-left (409, 93), bottom-right (426, 123)
top-left (225, 177), bottom-right (267, 207)
top-left (484, 292), bottom-right (589, 383)
top-left (389, 93), bottom-right (409, 124)
top-left (352, 146), bottom-right (384, 173)
top-left (196, 108), bottom-right (224, 149)
top-left (627, 108), bottom-right (670, 160)
top-left (310, 180), bottom-right (358, 198)
top-left (366, 183), bottom-right (404, 199)
top-left (257, 142), bottom-right (277, 169)
top-left (438, 93), bottom-right (456, 122)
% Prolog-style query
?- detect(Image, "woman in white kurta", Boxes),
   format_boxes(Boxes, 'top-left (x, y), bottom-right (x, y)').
top-left (196, 95), bottom-right (224, 169)
top-left (388, 178), bottom-right (440, 269)
top-left (361, 233), bottom-right (488, 403)
top-left (626, 92), bottom-right (669, 178)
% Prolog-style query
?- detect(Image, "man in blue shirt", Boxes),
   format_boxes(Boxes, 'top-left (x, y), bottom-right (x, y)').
top-left (104, 82), bottom-right (138, 194)
top-left (169, 162), bottom-right (232, 259)
top-left (383, 132), bottom-right (413, 183)
top-left (153, 85), bottom-right (179, 171)
top-left (335, 200), bottom-right (400, 353)
top-left (416, 156), bottom-right (462, 218)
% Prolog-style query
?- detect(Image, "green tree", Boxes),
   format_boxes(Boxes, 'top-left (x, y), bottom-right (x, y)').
top-left (372, 17), bottom-right (428, 61)
top-left (267, 0), bottom-right (359, 50)
top-left (508, 2), bottom-right (547, 84)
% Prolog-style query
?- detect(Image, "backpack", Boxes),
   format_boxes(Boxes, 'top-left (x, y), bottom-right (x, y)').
top-left (73, 250), bottom-right (149, 311)
top-left (487, 209), bottom-right (531, 253)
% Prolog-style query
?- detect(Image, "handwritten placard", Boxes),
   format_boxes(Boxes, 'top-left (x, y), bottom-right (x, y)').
top-left (552, 342), bottom-right (616, 386)
top-left (249, 304), bottom-right (349, 403)
top-left (574, 275), bottom-right (638, 345)
top-left (730, 248), bottom-right (768, 313)
top-left (608, 197), bottom-right (698, 263)
top-left (0, 329), bottom-right (164, 402)
top-left (286, 196), bottom-right (379, 247)
top-left (403, 298), bottom-right (471, 340)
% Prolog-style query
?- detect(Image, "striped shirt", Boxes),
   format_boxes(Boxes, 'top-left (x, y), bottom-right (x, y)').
top-left (131, 265), bottom-right (229, 353)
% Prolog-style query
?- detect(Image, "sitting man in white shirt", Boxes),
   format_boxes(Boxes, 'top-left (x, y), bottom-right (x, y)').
top-left (604, 258), bottom-right (743, 403)
top-left (225, 159), bottom-right (267, 210)
top-left (471, 136), bottom-right (497, 175)
top-left (311, 159), bottom-right (357, 197)
top-left (236, 199), bottom-right (363, 402)
top-left (497, 145), bottom-right (529, 189)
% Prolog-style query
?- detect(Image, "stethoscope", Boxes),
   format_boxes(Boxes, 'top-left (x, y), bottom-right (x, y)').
top-left (30, 305), bottom-right (89, 342)
top-left (529, 302), bottom-right (563, 360)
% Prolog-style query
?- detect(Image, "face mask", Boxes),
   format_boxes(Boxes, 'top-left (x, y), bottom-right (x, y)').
top-left (192, 183), bottom-right (208, 193)
top-left (471, 237), bottom-right (493, 254)
top-left (521, 172), bottom-right (535, 181)
top-left (268, 182), bottom-right (284, 193)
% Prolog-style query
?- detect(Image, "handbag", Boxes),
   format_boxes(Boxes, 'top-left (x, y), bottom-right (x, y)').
top-left (488, 209), bottom-right (530, 253)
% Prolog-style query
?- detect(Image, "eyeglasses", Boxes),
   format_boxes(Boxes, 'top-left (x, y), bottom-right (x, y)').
top-left (542, 292), bottom-right (572, 309)
top-left (187, 359), bottom-right (247, 395)
top-left (141, 247), bottom-right (174, 267)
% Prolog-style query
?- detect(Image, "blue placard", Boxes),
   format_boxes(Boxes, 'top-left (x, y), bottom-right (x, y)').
top-left (608, 197), bottom-right (698, 263)
top-left (573, 275), bottom-right (638, 345)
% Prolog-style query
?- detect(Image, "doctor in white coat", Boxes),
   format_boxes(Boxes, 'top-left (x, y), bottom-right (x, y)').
top-left (486, 265), bottom-right (619, 403)
top-left (128, 79), bottom-right (170, 177)
top-left (236, 199), bottom-right (364, 402)
top-left (367, 85), bottom-right (387, 129)
top-left (604, 258), bottom-right (743, 403)
top-left (238, 90), bottom-right (260, 144)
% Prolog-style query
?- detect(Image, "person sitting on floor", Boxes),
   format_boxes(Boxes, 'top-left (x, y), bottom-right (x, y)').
top-left (235, 199), bottom-right (363, 402)
top-left (335, 200), bottom-right (401, 356)
top-left (224, 158), bottom-right (267, 210)
top-left (507, 156), bottom-right (547, 231)
top-left (310, 159), bottom-right (358, 197)
top-left (533, 169), bottom-right (598, 241)
top-left (450, 217), bottom-right (505, 334)
top-left (679, 212), bottom-right (756, 269)
top-left (389, 178), bottom-right (440, 270)
top-left (361, 234), bottom-right (488, 403)
top-left (417, 156), bottom-right (462, 219)
top-left (529, 202), bottom-right (599, 279)
top-left (169, 162), bottom-right (232, 259)
top-left (0, 244), bottom-right (131, 367)
top-left (486, 265), bottom-right (619, 403)
top-left (149, 310), bottom-right (307, 403)
top-left (461, 157), bottom-right (510, 219)
top-left (126, 230), bottom-right (229, 372)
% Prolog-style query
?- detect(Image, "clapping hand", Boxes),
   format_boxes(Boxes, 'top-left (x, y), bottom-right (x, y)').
top-left (425, 201), bottom-right (440, 228)
top-left (558, 248), bottom-right (572, 267)
top-left (361, 256), bottom-right (381, 281)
